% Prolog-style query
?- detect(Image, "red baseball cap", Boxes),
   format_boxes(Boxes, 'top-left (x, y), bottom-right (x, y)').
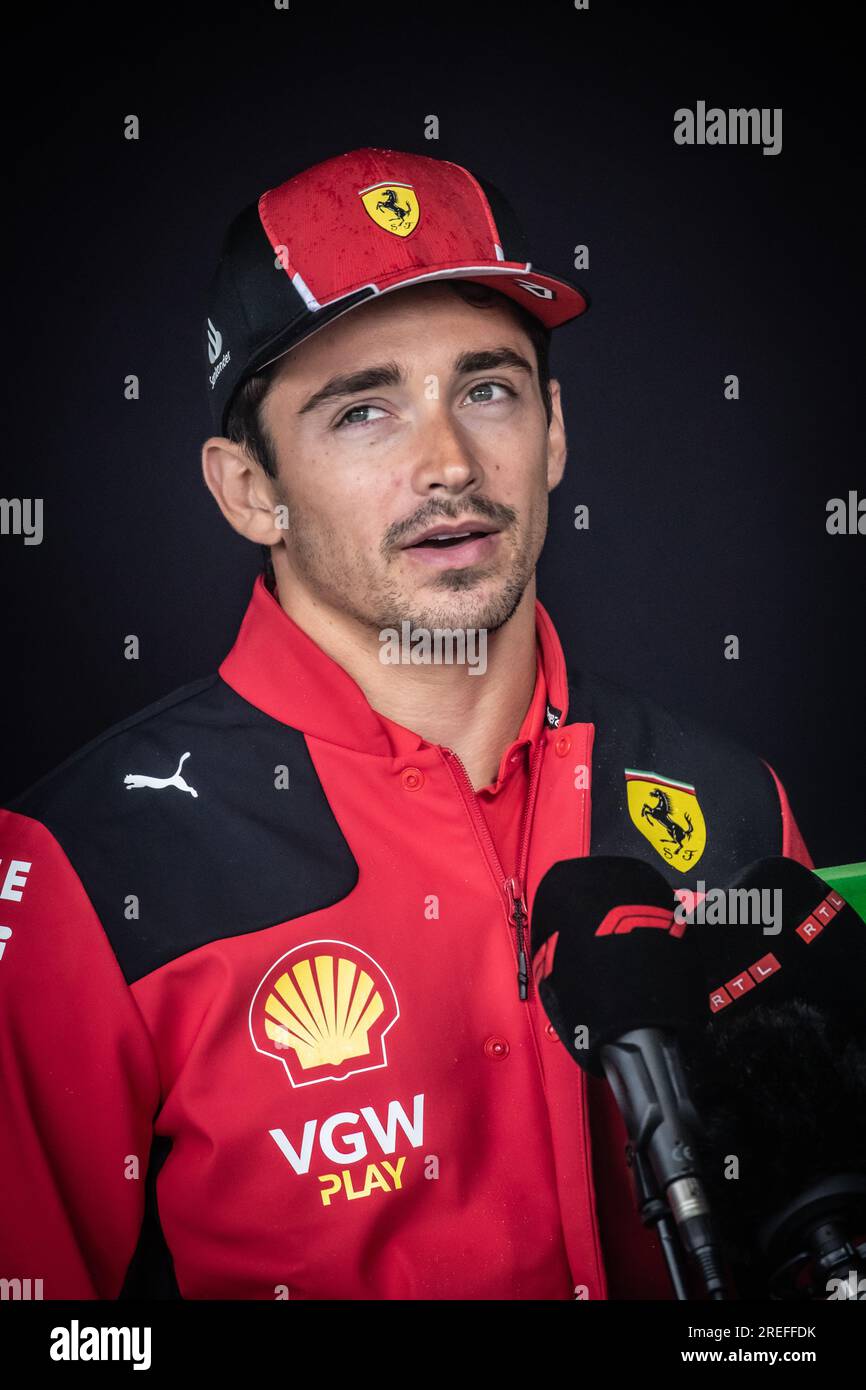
top-left (205, 146), bottom-right (589, 434)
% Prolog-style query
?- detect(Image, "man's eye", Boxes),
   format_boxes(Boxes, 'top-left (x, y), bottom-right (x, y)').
top-left (334, 403), bottom-right (389, 429)
top-left (464, 380), bottom-right (517, 405)
top-left (333, 381), bottom-right (516, 429)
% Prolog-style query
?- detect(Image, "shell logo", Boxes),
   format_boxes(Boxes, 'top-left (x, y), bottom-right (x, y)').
top-left (249, 940), bottom-right (400, 1088)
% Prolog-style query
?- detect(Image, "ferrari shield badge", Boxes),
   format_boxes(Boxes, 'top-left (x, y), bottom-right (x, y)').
top-left (625, 768), bottom-right (707, 871)
top-left (359, 182), bottom-right (420, 237)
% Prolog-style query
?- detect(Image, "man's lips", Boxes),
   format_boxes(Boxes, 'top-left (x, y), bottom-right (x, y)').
top-left (399, 523), bottom-right (501, 567)
top-left (401, 521), bottom-right (500, 548)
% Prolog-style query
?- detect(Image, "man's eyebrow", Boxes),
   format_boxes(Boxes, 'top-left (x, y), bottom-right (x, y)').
top-left (297, 362), bottom-right (405, 416)
top-left (296, 346), bottom-right (534, 416)
top-left (452, 347), bottom-right (534, 378)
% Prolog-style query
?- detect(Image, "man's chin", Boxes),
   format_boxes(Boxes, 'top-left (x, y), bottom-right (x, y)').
top-left (395, 572), bottom-right (529, 635)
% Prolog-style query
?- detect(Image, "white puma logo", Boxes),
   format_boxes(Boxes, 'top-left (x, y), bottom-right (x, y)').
top-left (123, 751), bottom-right (199, 798)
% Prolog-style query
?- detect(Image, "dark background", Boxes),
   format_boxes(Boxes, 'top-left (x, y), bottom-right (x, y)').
top-left (3, 1), bottom-right (863, 863)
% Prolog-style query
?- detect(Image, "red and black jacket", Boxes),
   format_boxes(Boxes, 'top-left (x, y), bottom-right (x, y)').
top-left (0, 575), bottom-right (811, 1299)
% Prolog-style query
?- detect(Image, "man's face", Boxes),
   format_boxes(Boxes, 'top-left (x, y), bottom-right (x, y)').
top-left (259, 281), bottom-right (566, 634)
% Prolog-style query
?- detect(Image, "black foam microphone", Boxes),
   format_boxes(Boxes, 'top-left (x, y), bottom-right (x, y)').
top-left (685, 855), bottom-right (865, 1026)
top-left (682, 1000), bottom-right (866, 1298)
top-left (531, 855), bottom-right (728, 1299)
top-left (679, 856), bottom-right (866, 1299)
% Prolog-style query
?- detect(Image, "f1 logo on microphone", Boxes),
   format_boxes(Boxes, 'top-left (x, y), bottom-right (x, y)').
top-left (595, 903), bottom-right (687, 940)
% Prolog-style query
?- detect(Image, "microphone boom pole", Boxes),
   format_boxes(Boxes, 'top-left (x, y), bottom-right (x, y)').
top-left (601, 1027), bottom-right (730, 1299)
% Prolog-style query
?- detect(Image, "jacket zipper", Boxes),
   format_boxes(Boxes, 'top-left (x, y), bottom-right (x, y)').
top-left (440, 737), bottom-right (546, 1001)
top-left (445, 728), bottom-right (606, 1300)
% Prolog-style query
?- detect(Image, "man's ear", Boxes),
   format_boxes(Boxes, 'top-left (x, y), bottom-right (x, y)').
top-left (200, 437), bottom-right (286, 546)
top-left (546, 379), bottom-right (567, 491)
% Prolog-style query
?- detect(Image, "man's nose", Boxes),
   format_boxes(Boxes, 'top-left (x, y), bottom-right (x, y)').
top-left (408, 401), bottom-right (483, 495)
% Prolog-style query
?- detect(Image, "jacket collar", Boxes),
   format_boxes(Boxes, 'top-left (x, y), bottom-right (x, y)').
top-left (218, 572), bottom-right (571, 757)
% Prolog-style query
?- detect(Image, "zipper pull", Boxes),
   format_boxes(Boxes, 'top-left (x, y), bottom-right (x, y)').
top-left (505, 876), bottom-right (530, 1001)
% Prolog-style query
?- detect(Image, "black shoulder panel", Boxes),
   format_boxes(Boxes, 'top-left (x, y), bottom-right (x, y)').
top-left (567, 668), bottom-right (783, 887)
top-left (8, 676), bottom-right (359, 983)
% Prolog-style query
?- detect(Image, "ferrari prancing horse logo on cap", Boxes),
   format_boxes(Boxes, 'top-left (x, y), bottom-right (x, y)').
top-left (625, 768), bottom-right (707, 871)
top-left (359, 182), bottom-right (421, 237)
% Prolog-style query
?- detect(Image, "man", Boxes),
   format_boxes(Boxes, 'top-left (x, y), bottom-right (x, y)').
top-left (0, 148), bottom-right (812, 1300)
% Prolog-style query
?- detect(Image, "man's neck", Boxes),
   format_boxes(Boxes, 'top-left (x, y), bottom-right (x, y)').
top-left (270, 563), bottom-right (539, 790)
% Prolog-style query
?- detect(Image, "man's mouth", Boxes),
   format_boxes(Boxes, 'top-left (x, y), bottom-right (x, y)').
top-left (399, 522), bottom-right (501, 567)
top-left (401, 522), bottom-right (499, 550)
top-left (408, 530), bottom-right (489, 549)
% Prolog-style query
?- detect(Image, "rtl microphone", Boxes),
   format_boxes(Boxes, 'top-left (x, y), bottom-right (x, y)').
top-left (531, 854), bottom-right (729, 1299)
top-left (687, 855), bottom-right (865, 1025)
top-left (678, 856), bottom-right (866, 1299)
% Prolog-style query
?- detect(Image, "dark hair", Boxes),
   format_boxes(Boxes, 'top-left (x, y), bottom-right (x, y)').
top-left (223, 280), bottom-right (554, 579)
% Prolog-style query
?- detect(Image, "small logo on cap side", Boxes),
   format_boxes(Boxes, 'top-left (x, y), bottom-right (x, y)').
top-left (207, 317), bottom-right (231, 389)
top-left (514, 280), bottom-right (556, 301)
top-left (207, 317), bottom-right (223, 364)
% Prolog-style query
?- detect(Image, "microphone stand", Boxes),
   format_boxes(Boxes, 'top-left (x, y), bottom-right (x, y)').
top-left (759, 1174), bottom-right (866, 1300)
top-left (602, 1028), bottom-right (730, 1300)
top-left (625, 1143), bottom-right (690, 1300)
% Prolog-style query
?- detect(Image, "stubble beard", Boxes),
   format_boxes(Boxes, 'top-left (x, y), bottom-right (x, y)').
top-left (278, 489), bottom-right (546, 637)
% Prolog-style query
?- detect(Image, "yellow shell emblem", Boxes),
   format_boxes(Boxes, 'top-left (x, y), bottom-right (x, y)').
top-left (250, 941), bottom-right (399, 1088)
top-left (359, 182), bottom-right (420, 237)
top-left (625, 768), bottom-right (707, 872)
